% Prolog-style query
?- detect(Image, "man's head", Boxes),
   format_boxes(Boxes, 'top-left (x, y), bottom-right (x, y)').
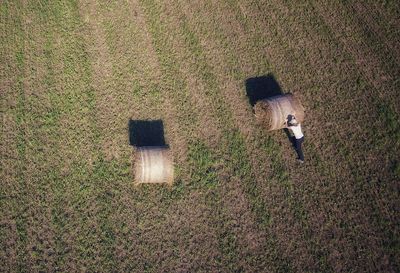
top-left (287, 114), bottom-right (298, 126)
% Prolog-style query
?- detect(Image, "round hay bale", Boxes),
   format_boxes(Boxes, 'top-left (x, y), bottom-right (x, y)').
top-left (254, 94), bottom-right (305, 131)
top-left (134, 147), bottom-right (174, 185)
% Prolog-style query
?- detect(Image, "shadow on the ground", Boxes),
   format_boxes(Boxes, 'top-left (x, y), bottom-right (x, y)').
top-left (128, 119), bottom-right (166, 147)
top-left (245, 74), bottom-right (283, 107)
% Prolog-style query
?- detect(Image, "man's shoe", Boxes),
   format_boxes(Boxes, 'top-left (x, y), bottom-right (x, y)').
top-left (297, 159), bottom-right (304, 164)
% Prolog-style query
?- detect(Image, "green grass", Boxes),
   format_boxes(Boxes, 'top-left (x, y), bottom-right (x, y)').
top-left (1, 0), bottom-right (399, 272)
top-left (0, 1), bottom-right (30, 271)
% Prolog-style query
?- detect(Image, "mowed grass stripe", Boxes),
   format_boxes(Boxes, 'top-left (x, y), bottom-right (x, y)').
top-left (79, 0), bottom-right (133, 163)
top-left (49, 0), bottom-right (132, 270)
top-left (142, 0), bottom-right (296, 271)
top-left (17, 1), bottom-right (68, 271)
top-left (139, 0), bottom-right (247, 270)
top-left (165, 0), bottom-right (273, 224)
top-left (139, 0), bottom-right (239, 268)
top-left (77, 1), bottom-right (146, 270)
top-left (9, 0), bottom-right (89, 271)
top-left (0, 1), bottom-right (27, 271)
top-left (17, 0), bottom-right (120, 271)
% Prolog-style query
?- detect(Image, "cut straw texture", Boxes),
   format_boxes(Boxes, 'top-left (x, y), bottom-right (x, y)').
top-left (134, 147), bottom-right (174, 185)
top-left (254, 94), bottom-right (305, 131)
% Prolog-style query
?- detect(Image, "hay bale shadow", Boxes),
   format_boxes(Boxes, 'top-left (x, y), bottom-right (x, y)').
top-left (245, 74), bottom-right (283, 107)
top-left (128, 119), bottom-right (167, 147)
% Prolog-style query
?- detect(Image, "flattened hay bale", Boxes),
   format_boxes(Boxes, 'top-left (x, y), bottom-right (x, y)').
top-left (254, 94), bottom-right (305, 131)
top-left (134, 147), bottom-right (174, 185)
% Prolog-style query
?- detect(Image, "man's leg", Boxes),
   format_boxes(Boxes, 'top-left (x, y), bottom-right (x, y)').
top-left (295, 137), bottom-right (304, 161)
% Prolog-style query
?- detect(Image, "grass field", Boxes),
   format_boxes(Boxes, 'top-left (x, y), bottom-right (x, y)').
top-left (1, 0), bottom-right (399, 272)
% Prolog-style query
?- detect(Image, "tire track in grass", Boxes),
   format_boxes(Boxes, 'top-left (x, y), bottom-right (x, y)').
top-left (235, 1), bottom-right (398, 271)
top-left (0, 1), bottom-right (25, 270)
top-left (172, 0), bottom-right (329, 271)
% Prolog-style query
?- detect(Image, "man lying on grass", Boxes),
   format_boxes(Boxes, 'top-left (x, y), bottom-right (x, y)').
top-left (286, 114), bottom-right (305, 163)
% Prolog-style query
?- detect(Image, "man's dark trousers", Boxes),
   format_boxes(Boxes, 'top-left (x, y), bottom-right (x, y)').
top-left (294, 137), bottom-right (304, 161)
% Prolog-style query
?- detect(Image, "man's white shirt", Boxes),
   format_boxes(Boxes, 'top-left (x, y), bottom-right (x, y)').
top-left (288, 124), bottom-right (304, 139)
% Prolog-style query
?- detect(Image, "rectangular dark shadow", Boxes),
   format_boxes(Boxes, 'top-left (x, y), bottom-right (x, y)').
top-left (245, 74), bottom-right (283, 107)
top-left (128, 119), bottom-right (166, 147)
